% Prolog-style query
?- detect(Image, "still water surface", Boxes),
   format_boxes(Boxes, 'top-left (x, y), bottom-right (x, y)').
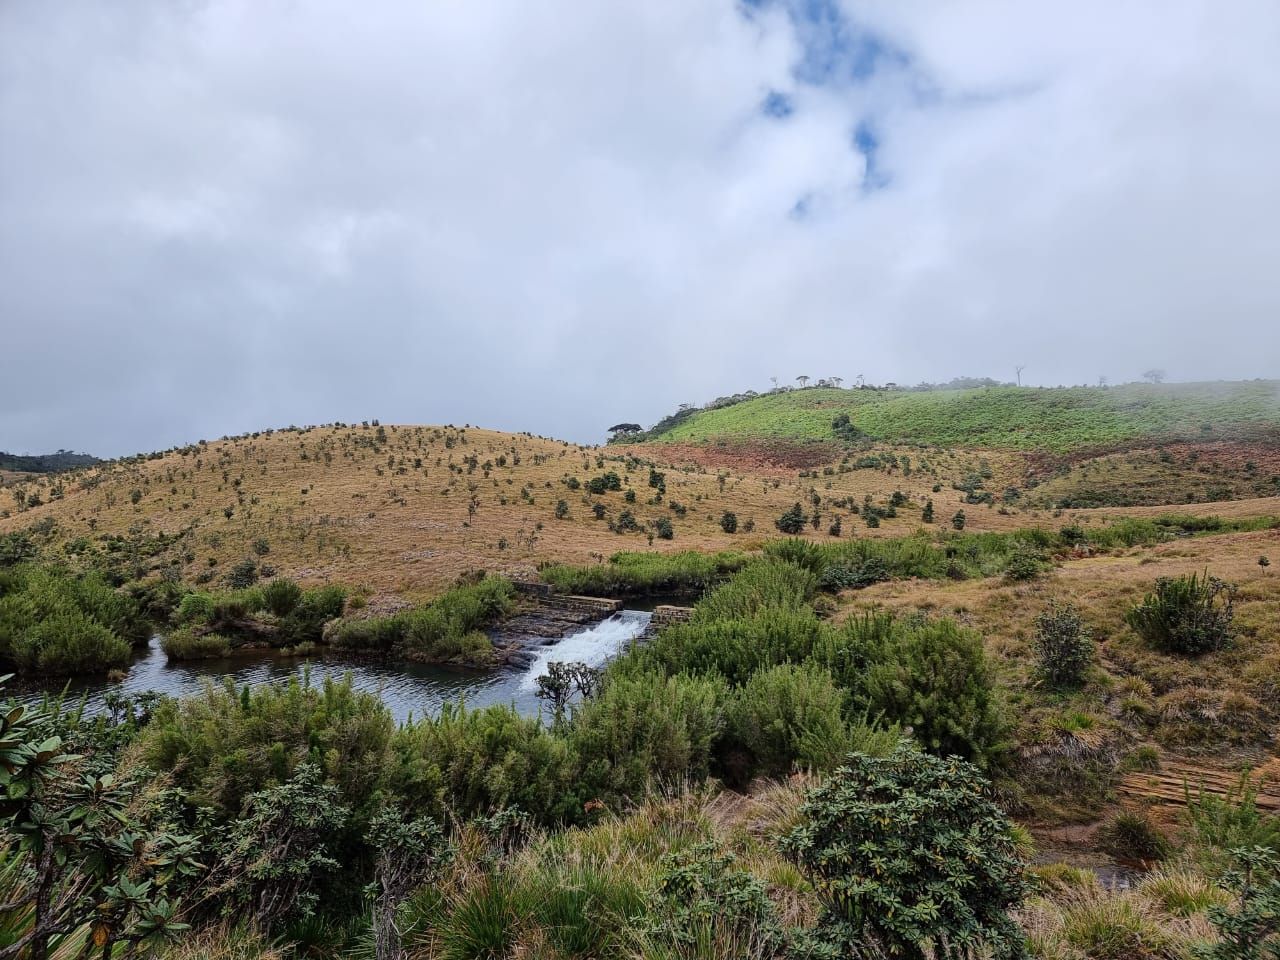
top-left (23, 610), bottom-right (652, 724)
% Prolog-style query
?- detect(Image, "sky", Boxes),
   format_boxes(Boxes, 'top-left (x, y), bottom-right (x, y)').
top-left (2, 1), bottom-right (1279, 457)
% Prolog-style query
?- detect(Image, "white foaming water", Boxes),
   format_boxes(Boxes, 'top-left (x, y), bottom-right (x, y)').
top-left (519, 610), bottom-right (651, 690)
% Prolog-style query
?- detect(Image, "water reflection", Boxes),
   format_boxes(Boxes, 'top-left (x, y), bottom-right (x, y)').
top-left (20, 610), bottom-right (652, 725)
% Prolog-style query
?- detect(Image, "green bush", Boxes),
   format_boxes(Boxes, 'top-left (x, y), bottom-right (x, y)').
top-left (775, 503), bottom-right (807, 535)
top-left (863, 619), bottom-right (1009, 768)
top-left (723, 663), bottom-right (853, 780)
top-left (387, 703), bottom-right (578, 823)
top-left (161, 625), bottom-right (231, 660)
top-left (138, 674), bottom-right (394, 820)
top-left (1033, 600), bottom-right (1095, 687)
top-left (571, 669), bottom-right (727, 805)
top-left (261, 577), bottom-right (303, 616)
top-left (637, 606), bottom-right (824, 686)
top-left (0, 563), bottom-right (141, 674)
top-left (1126, 570), bottom-right (1235, 654)
top-left (781, 747), bottom-right (1028, 959)
top-left (719, 511), bottom-right (738, 534)
top-left (691, 559), bottom-right (815, 623)
top-left (538, 550), bottom-right (745, 596)
top-left (328, 578), bottom-right (508, 662)
top-left (633, 841), bottom-right (788, 958)
top-left (1097, 810), bottom-right (1170, 863)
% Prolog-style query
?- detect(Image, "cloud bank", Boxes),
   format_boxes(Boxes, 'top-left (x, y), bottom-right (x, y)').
top-left (2, 0), bottom-right (1278, 455)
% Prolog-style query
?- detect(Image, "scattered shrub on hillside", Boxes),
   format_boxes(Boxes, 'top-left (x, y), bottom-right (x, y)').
top-left (952, 509), bottom-right (966, 530)
top-left (652, 517), bottom-right (674, 540)
top-left (782, 747), bottom-right (1028, 959)
top-left (1126, 571), bottom-right (1235, 655)
top-left (921, 499), bottom-right (934, 523)
top-left (1003, 544), bottom-right (1048, 581)
top-left (585, 472), bottom-right (623, 495)
top-left (719, 511), bottom-right (738, 534)
top-left (1033, 600), bottom-right (1095, 687)
top-left (775, 503), bottom-right (806, 535)
top-left (226, 558), bottom-right (259, 589)
top-left (554, 498), bottom-right (570, 519)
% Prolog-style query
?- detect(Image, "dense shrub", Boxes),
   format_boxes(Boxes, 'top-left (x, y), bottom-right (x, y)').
top-left (538, 550), bottom-right (745, 596)
top-left (863, 619), bottom-right (1009, 768)
top-left (160, 625), bottom-right (231, 659)
top-left (775, 503), bottom-right (807, 535)
top-left (0, 562), bottom-right (142, 674)
top-left (571, 669), bottom-right (727, 805)
top-left (328, 577), bottom-right (510, 662)
top-left (387, 703), bottom-right (578, 823)
top-left (1033, 600), bottom-right (1095, 687)
top-left (723, 663), bottom-right (852, 780)
top-left (782, 747), bottom-right (1028, 959)
top-left (691, 559), bottom-right (816, 623)
top-left (634, 841), bottom-right (788, 958)
top-left (204, 763), bottom-right (351, 929)
top-left (719, 511), bottom-right (738, 534)
top-left (637, 606), bottom-right (825, 686)
top-left (261, 577), bottom-right (303, 616)
top-left (138, 674), bottom-right (395, 819)
top-left (1126, 571), bottom-right (1235, 654)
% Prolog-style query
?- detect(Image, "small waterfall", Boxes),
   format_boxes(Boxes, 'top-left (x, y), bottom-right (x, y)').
top-left (519, 610), bottom-right (651, 690)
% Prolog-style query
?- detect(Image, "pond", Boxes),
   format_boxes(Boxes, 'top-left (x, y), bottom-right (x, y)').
top-left (17, 609), bottom-right (653, 724)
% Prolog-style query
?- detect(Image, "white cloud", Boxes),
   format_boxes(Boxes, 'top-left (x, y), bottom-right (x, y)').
top-left (1, 0), bottom-right (1278, 454)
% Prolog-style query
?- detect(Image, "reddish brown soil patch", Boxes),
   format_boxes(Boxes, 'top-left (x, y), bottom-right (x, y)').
top-left (647, 439), bottom-right (841, 472)
top-left (1022, 436), bottom-right (1280, 481)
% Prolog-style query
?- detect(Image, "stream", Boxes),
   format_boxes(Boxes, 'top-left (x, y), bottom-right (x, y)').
top-left (18, 609), bottom-right (653, 724)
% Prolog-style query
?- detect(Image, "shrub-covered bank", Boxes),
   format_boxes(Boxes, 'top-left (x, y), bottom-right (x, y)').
top-left (2, 546), bottom-right (1278, 959)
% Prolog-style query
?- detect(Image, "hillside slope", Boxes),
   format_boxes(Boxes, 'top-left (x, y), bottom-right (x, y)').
top-left (6, 420), bottom-right (1237, 593)
top-left (631, 381), bottom-right (1280, 453)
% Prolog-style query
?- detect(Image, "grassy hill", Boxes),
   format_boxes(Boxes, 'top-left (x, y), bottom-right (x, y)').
top-left (630, 381), bottom-right (1280, 453)
top-left (10, 420), bottom-right (1266, 593)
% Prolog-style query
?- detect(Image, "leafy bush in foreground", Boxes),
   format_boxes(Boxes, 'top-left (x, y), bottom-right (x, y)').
top-left (782, 747), bottom-right (1029, 960)
top-left (1126, 571), bottom-right (1235, 655)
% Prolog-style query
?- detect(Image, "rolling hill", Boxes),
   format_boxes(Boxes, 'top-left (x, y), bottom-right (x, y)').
top-left (627, 381), bottom-right (1280, 452)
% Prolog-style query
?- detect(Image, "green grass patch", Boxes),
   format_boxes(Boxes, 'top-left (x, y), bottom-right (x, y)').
top-left (631, 381), bottom-right (1280, 452)
top-left (538, 550), bottom-right (747, 596)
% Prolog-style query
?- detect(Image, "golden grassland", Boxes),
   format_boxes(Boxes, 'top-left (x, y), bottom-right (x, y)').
top-left (0, 421), bottom-right (1140, 594)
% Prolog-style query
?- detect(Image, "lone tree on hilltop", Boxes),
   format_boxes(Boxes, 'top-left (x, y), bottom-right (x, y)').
top-left (607, 423), bottom-right (642, 437)
top-left (1143, 368), bottom-right (1166, 384)
top-left (796, 375), bottom-right (810, 388)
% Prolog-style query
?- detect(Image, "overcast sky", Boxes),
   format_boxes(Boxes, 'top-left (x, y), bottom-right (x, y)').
top-left (2, 1), bottom-right (1278, 457)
